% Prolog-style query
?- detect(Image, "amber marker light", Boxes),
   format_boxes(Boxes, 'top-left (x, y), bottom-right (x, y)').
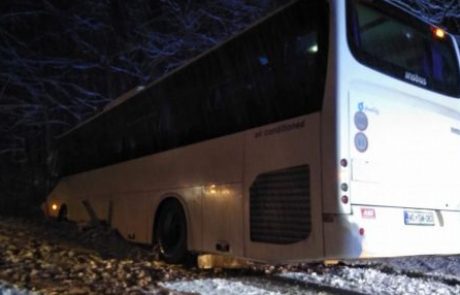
top-left (209, 184), bottom-right (217, 195)
top-left (433, 27), bottom-right (446, 39)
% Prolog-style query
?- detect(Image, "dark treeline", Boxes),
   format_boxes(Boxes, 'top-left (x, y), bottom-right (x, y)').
top-left (0, 0), bottom-right (290, 214)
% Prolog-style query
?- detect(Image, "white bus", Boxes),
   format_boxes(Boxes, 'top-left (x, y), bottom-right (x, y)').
top-left (456, 35), bottom-right (460, 58)
top-left (45, 0), bottom-right (460, 263)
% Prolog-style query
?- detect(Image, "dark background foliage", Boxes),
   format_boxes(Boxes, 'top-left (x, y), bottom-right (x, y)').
top-left (0, 0), bottom-right (458, 215)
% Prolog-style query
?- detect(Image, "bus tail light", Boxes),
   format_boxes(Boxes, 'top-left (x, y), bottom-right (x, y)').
top-left (432, 27), bottom-right (446, 39)
top-left (341, 195), bottom-right (349, 204)
top-left (359, 228), bottom-right (365, 236)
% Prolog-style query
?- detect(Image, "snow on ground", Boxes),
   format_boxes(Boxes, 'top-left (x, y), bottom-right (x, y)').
top-left (280, 268), bottom-right (460, 295)
top-left (377, 256), bottom-right (460, 277)
top-left (1, 217), bottom-right (460, 294)
top-left (162, 266), bottom-right (460, 295)
top-left (162, 276), bottom-right (334, 295)
top-left (162, 256), bottom-right (460, 295)
top-left (0, 281), bottom-right (36, 295)
top-left (161, 256), bottom-right (460, 294)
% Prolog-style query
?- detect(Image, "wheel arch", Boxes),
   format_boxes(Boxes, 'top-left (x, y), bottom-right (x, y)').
top-left (152, 194), bottom-right (192, 249)
top-left (57, 203), bottom-right (68, 221)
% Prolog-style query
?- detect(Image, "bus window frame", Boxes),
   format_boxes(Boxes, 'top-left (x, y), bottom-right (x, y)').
top-left (346, 0), bottom-right (460, 98)
top-left (57, 0), bottom-right (330, 177)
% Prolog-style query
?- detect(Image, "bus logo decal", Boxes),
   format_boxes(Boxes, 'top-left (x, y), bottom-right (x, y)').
top-left (254, 120), bottom-right (305, 138)
top-left (354, 132), bottom-right (369, 152)
top-left (354, 111), bottom-right (368, 131)
top-left (357, 102), bottom-right (379, 115)
top-left (405, 72), bottom-right (427, 86)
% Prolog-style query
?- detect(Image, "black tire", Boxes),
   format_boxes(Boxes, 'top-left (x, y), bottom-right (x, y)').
top-left (155, 199), bottom-right (188, 264)
top-left (57, 204), bottom-right (68, 222)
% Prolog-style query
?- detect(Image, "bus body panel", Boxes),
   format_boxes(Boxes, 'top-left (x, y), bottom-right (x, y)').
top-left (321, 0), bottom-right (351, 215)
top-left (48, 114), bottom-right (324, 261)
top-left (243, 114), bottom-right (323, 262)
top-left (48, 133), bottom-right (246, 256)
top-left (348, 82), bottom-right (460, 211)
top-left (47, 181), bottom-right (81, 220)
top-left (323, 0), bottom-right (460, 259)
top-left (325, 206), bottom-right (460, 259)
top-left (202, 183), bottom-right (244, 256)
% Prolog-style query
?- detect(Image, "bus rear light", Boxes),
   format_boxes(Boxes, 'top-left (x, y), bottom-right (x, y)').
top-left (359, 228), bottom-right (365, 236)
top-left (341, 195), bottom-right (349, 204)
top-left (340, 183), bottom-right (349, 192)
top-left (340, 159), bottom-right (348, 167)
top-left (432, 27), bottom-right (446, 39)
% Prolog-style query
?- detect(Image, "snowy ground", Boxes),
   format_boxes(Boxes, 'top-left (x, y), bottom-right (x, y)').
top-left (0, 217), bottom-right (459, 294)
top-left (162, 260), bottom-right (460, 295)
top-left (0, 282), bottom-right (34, 295)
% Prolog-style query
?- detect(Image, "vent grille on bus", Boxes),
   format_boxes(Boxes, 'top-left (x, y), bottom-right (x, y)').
top-left (250, 165), bottom-right (311, 244)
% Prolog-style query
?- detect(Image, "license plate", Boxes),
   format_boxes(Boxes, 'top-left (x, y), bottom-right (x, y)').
top-left (404, 210), bottom-right (435, 226)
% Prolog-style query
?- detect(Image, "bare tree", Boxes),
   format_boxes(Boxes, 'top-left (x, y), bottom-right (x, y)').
top-left (388, 0), bottom-right (460, 30)
top-left (0, 0), bottom-right (287, 207)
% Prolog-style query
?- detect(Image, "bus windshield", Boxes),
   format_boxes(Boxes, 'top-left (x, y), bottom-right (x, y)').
top-left (348, 0), bottom-right (460, 98)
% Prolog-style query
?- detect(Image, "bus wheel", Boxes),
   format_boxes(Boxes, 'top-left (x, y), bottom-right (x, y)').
top-left (57, 204), bottom-right (68, 222)
top-left (155, 199), bottom-right (188, 264)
